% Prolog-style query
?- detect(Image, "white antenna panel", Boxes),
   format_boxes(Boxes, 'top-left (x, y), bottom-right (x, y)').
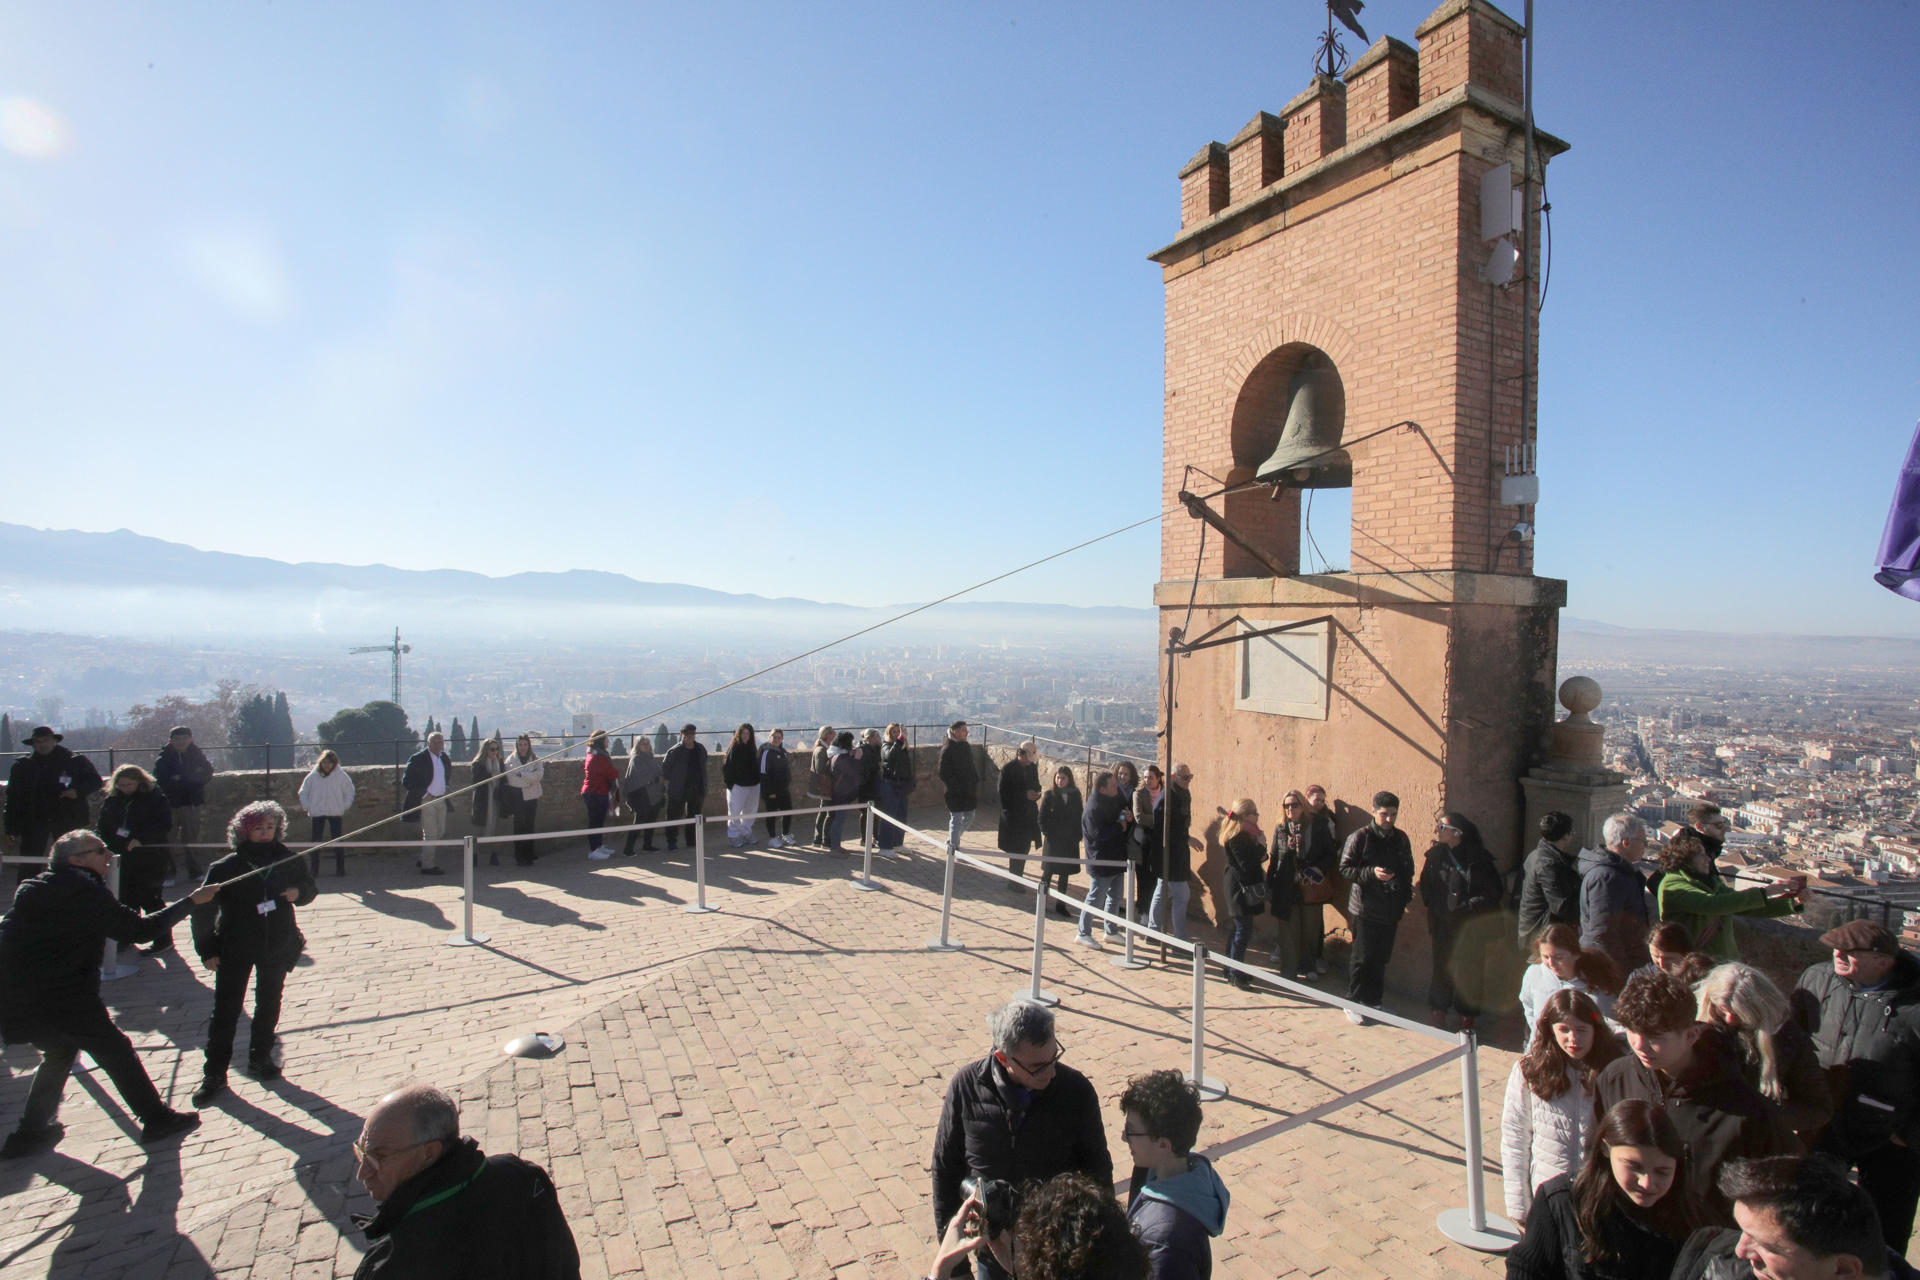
top-left (1480, 161), bottom-right (1514, 240)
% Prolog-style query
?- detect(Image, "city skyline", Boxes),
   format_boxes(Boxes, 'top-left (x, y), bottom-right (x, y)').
top-left (3, 1), bottom-right (1917, 634)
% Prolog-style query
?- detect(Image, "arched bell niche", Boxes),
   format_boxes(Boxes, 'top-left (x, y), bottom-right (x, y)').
top-left (1222, 343), bottom-right (1350, 577)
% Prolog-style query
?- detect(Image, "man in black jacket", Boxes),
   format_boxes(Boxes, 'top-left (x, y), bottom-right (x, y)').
top-left (1595, 970), bottom-right (1791, 1224)
top-left (931, 1000), bottom-right (1112, 1277)
top-left (153, 725), bottom-right (215, 878)
top-left (4, 726), bottom-right (104, 881)
top-left (1670, 1154), bottom-right (1919, 1280)
top-left (352, 1083), bottom-right (579, 1279)
top-left (401, 732), bottom-right (453, 876)
top-left (0, 829), bottom-right (212, 1157)
top-left (1791, 920), bottom-right (1920, 1250)
top-left (938, 721), bottom-right (978, 853)
top-left (1336, 790), bottom-right (1414, 1023)
top-left (659, 724), bottom-right (708, 853)
top-left (1514, 810), bottom-right (1580, 949)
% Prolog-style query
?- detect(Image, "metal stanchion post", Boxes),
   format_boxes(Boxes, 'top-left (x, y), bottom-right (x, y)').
top-left (1016, 881), bottom-right (1059, 1006)
top-left (925, 845), bottom-right (964, 952)
top-left (1184, 944), bottom-right (1226, 1100)
top-left (1110, 860), bottom-right (1147, 971)
top-left (684, 816), bottom-right (716, 914)
top-left (446, 836), bottom-right (491, 947)
top-left (852, 804), bottom-right (881, 892)
top-left (1437, 1030), bottom-right (1519, 1250)
top-left (101, 857), bottom-right (137, 981)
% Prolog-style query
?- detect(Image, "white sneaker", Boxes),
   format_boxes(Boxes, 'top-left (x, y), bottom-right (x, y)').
top-left (1074, 934), bottom-right (1102, 949)
top-left (588, 850), bottom-right (611, 861)
top-left (1344, 1009), bottom-right (1369, 1026)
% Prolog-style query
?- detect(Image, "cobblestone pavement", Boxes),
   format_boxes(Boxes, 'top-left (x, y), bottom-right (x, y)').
top-left (2, 820), bottom-right (1521, 1279)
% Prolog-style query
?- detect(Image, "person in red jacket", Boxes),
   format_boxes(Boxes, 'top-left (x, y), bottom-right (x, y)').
top-left (579, 731), bottom-right (622, 862)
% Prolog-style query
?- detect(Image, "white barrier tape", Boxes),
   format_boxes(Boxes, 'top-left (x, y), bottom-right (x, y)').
top-left (471, 803), bottom-right (867, 846)
top-left (1191, 1043), bottom-right (1469, 1165)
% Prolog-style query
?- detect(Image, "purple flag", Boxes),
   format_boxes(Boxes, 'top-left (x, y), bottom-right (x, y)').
top-left (1875, 421), bottom-right (1920, 602)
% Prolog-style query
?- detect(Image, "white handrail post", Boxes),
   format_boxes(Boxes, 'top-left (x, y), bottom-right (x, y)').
top-left (925, 844), bottom-right (964, 952)
top-left (852, 803), bottom-right (881, 892)
top-left (446, 836), bottom-right (491, 947)
top-left (1110, 858), bottom-right (1147, 971)
top-left (1015, 878), bottom-right (1058, 1005)
top-left (1184, 944), bottom-right (1226, 1100)
top-left (101, 857), bottom-right (137, 981)
top-left (1436, 1029), bottom-right (1519, 1251)
top-left (684, 813), bottom-right (717, 914)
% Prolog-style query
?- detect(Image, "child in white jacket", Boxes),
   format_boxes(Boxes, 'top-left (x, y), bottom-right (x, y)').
top-left (1500, 987), bottom-right (1621, 1224)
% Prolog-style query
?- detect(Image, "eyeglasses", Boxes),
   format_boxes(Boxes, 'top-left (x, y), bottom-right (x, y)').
top-left (1005, 1042), bottom-right (1065, 1075)
top-left (1120, 1127), bottom-right (1152, 1141)
top-left (352, 1137), bottom-right (430, 1171)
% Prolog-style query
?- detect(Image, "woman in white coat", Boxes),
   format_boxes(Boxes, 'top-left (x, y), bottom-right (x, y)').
top-left (297, 749), bottom-right (356, 877)
top-left (1500, 987), bottom-right (1622, 1225)
top-left (501, 732), bottom-right (546, 867)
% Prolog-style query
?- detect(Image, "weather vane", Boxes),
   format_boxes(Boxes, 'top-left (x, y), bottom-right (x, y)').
top-left (1314, 0), bottom-right (1369, 77)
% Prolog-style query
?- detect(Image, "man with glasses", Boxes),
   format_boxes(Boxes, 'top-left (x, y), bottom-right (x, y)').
top-left (350, 1083), bottom-right (579, 1278)
top-left (1790, 921), bottom-right (1920, 1251)
top-left (0, 829), bottom-right (214, 1158)
top-left (931, 1000), bottom-right (1113, 1277)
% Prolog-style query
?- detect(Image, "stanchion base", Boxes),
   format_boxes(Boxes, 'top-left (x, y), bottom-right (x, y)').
top-left (99, 963), bottom-right (138, 982)
top-left (1013, 987), bottom-right (1060, 1007)
top-left (850, 877), bottom-right (883, 893)
top-left (1435, 1209), bottom-right (1519, 1252)
top-left (925, 939), bottom-right (966, 952)
top-left (1184, 1073), bottom-right (1228, 1102)
top-left (446, 933), bottom-right (492, 947)
top-left (683, 904), bottom-right (719, 915)
top-left (1109, 954), bottom-right (1150, 971)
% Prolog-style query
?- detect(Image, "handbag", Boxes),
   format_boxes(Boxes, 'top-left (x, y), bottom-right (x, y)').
top-left (1297, 866), bottom-right (1338, 905)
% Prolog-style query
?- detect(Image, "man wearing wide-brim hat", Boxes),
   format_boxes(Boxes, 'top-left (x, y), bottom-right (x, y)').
top-left (3, 727), bottom-right (104, 880)
top-left (1790, 919), bottom-right (1920, 1252)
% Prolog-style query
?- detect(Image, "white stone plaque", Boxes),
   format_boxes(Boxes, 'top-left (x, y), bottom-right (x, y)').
top-left (1234, 619), bottom-right (1331, 720)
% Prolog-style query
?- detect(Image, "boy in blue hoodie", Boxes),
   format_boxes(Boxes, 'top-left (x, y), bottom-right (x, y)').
top-left (1119, 1069), bottom-right (1230, 1280)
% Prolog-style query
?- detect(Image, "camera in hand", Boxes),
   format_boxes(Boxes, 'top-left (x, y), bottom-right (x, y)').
top-left (959, 1176), bottom-right (1020, 1238)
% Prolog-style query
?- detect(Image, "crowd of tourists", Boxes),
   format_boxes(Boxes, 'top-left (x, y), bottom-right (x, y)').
top-left (8, 720), bottom-right (1920, 1279)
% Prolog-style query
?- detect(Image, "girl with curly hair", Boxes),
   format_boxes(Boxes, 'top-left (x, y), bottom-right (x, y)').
top-left (1501, 988), bottom-right (1622, 1224)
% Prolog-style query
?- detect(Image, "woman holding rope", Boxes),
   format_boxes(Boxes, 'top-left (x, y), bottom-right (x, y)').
top-left (191, 800), bottom-right (316, 1105)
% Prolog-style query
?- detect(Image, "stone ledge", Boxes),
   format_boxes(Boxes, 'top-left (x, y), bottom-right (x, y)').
top-left (1150, 570), bottom-right (1568, 611)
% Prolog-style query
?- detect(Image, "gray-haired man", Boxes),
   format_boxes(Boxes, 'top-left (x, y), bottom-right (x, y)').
top-left (352, 1083), bottom-right (579, 1278)
top-left (0, 830), bottom-right (213, 1157)
top-left (931, 1000), bottom-right (1112, 1276)
top-left (1579, 812), bottom-right (1652, 976)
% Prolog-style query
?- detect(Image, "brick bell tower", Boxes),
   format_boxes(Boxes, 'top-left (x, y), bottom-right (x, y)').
top-left (1154, 0), bottom-right (1569, 988)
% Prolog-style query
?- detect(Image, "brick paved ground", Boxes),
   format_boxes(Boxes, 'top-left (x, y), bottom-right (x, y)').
top-left (3, 816), bottom-right (1523, 1279)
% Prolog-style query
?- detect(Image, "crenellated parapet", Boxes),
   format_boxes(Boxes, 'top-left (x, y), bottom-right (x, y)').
top-left (1174, 0), bottom-right (1532, 231)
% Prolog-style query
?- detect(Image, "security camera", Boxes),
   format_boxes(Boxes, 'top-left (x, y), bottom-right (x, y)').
top-left (1507, 522), bottom-right (1534, 543)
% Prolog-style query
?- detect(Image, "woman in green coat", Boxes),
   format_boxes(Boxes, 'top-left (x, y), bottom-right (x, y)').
top-left (1653, 829), bottom-right (1802, 962)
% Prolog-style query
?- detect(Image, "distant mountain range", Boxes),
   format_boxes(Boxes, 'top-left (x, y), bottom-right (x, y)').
top-left (0, 522), bottom-right (1153, 646)
top-left (2, 522), bottom-right (1914, 670)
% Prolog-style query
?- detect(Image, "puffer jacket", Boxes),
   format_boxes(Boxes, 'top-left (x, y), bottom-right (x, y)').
top-left (502, 751), bottom-right (545, 802)
top-left (880, 738), bottom-right (914, 787)
top-left (1517, 838), bottom-right (1582, 947)
top-left (1337, 823), bottom-right (1414, 922)
top-left (192, 836), bottom-right (318, 969)
top-left (1791, 949), bottom-right (1920, 1155)
top-left (96, 786), bottom-right (172, 854)
top-left (298, 766), bottom-right (356, 818)
top-left (1128, 1154), bottom-right (1229, 1280)
top-left (1501, 1060), bottom-right (1599, 1223)
top-left (1579, 847), bottom-right (1650, 977)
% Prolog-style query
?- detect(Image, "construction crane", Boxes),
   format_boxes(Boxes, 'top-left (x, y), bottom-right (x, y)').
top-left (350, 627), bottom-right (411, 708)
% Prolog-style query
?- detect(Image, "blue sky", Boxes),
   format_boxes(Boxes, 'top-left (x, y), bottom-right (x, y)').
top-left (3, 1), bottom-right (1916, 634)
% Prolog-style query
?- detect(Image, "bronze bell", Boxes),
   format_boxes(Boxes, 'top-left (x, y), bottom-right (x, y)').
top-left (1253, 351), bottom-right (1349, 488)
